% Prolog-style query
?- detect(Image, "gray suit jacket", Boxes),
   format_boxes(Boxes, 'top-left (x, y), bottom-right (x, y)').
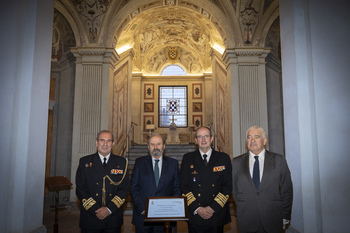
top-left (232, 150), bottom-right (293, 233)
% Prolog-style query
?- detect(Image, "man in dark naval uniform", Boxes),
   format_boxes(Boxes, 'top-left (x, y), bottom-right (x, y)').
top-left (180, 126), bottom-right (232, 233)
top-left (76, 130), bottom-right (129, 233)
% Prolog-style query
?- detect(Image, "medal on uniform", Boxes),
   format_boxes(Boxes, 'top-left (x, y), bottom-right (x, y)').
top-left (193, 177), bottom-right (196, 182)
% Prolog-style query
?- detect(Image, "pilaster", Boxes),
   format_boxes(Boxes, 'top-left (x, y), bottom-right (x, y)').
top-left (203, 72), bottom-right (213, 126)
top-left (223, 48), bottom-right (270, 156)
top-left (131, 72), bottom-right (142, 144)
top-left (70, 47), bottom-right (119, 201)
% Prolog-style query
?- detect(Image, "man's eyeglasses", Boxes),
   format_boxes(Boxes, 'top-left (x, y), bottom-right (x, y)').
top-left (197, 135), bottom-right (210, 139)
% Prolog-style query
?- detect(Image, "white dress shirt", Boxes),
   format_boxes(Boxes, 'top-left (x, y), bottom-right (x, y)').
top-left (199, 148), bottom-right (212, 163)
top-left (249, 149), bottom-right (265, 182)
top-left (98, 153), bottom-right (111, 164)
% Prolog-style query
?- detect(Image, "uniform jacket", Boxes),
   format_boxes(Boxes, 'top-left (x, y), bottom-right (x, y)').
top-left (129, 155), bottom-right (181, 227)
top-left (76, 153), bottom-right (129, 229)
top-left (180, 149), bottom-right (232, 226)
top-left (232, 150), bottom-right (293, 233)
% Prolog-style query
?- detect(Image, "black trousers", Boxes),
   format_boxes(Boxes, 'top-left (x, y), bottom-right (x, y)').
top-left (81, 227), bottom-right (121, 233)
top-left (188, 222), bottom-right (224, 233)
top-left (135, 222), bottom-right (177, 233)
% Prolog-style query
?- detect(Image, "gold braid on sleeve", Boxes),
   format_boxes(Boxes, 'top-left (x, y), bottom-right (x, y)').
top-left (182, 192), bottom-right (196, 206)
top-left (82, 197), bottom-right (96, 211)
top-left (102, 158), bottom-right (128, 207)
top-left (214, 192), bottom-right (229, 208)
top-left (111, 195), bottom-right (125, 208)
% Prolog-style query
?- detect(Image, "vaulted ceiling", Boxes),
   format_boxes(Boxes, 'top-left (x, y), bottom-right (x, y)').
top-left (114, 6), bottom-right (225, 74)
top-left (54, 0), bottom-right (280, 74)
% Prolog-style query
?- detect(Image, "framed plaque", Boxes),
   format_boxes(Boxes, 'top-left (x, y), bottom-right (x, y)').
top-left (144, 196), bottom-right (189, 222)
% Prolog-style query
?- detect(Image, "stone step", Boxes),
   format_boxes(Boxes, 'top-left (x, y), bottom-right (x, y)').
top-left (127, 144), bottom-right (197, 153)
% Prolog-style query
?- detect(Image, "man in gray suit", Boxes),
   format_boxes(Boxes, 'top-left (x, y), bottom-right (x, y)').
top-left (232, 125), bottom-right (293, 233)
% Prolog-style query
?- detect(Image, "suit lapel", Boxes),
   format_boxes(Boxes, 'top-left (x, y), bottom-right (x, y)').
top-left (208, 150), bottom-right (218, 166)
top-left (193, 150), bottom-right (205, 168)
top-left (259, 151), bottom-right (274, 188)
top-left (92, 153), bottom-right (107, 181)
top-left (146, 155), bottom-right (157, 188)
top-left (157, 156), bottom-right (168, 189)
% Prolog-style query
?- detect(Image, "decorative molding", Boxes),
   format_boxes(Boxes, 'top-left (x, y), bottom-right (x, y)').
top-left (193, 102), bottom-right (202, 112)
top-left (202, 9), bottom-right (210, 19)
top-left (70, 0), bottom-right (111, 42)
top-left (240, 0), bottom-right (259, 44)
top-left (71, 47), bottom-right (120, 66)
top-left (144, 84), bottom-right (154, 99)
top-left (166, 0), bottom-right (176, 6)
top-left (192, 83), bottom-right (202, 99)
top-left (131, 8), bottom-right (140, 18)
top-left (144, 102), bottom-right (154, 112)
top-left (223, 48), bottom-right (270, 66)
top-left (192, 115), bottom-right (202, 128)
top-left (143, 115), bottom-right (154, 131)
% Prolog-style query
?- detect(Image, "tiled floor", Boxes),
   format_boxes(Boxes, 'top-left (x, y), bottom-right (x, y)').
top-left (43, 209), bottom-right (239, 233)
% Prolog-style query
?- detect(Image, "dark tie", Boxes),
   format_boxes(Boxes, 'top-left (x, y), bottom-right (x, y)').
top-left (203, 154), bottom-right (208, 166)
top-left (252, 156), bottom-right (260, 189)
top-left (103, 158), bottom-right (107, 168)
top-left (154, 159), bottom-right (160, 187)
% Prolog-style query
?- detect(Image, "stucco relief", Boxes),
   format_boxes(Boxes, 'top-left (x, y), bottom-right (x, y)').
top-left (130, 11), bottom-right (211, 74)
top-left (146, 49), bottom-right (167, 74)
top-left (144, 47), bottom-right (202, 75)
top-left (240, 0), bottom-right (259, 44)
top-left (165, 0), bottom-right (175, 6)
top-left (52, 10), bottom-right (76, 61)
top-left (70, 0), bottom-right (111, 42)
top-left (179, 50), bottom-right (201, 74)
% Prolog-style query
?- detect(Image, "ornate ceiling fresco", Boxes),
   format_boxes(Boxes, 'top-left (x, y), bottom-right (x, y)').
top-left (55, 0), bottom-right (280, 74)
top-left (113, 4), bottom-right (226, 75)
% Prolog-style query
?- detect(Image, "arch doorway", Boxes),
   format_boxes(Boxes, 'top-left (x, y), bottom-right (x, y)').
top-left (48, 0), bottom-right (283, 206)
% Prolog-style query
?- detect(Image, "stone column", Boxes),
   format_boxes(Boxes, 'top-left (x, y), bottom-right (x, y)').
top-left (0, 0), bottom-right (54, 232)
top-left (70, 47), bottom-right (119, 201)
top-left (223, 48), bottom-right (270, 156)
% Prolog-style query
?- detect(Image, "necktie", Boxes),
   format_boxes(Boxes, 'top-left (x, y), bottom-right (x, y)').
top-left (203, 154), bottom-right (208, 166)
top-left (103, 158), bottom-right (107, 168)
top-left (154, 159), bottom-right (160, 187)
top-left (252, 156), bottom-right (260, 189)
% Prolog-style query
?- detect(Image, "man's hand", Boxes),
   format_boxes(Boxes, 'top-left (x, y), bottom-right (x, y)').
top-left (197, 206), bottom-right (214, 219)
top-left (95, 207), bottom-right (110, 220)
top-left (283, 219), bottom-right (290, 229)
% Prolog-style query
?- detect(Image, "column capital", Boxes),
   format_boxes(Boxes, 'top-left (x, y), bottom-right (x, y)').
top-left (223, 48), bottom-right (270, 65)
top-left (71, 47), bottom-right (120, 66)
